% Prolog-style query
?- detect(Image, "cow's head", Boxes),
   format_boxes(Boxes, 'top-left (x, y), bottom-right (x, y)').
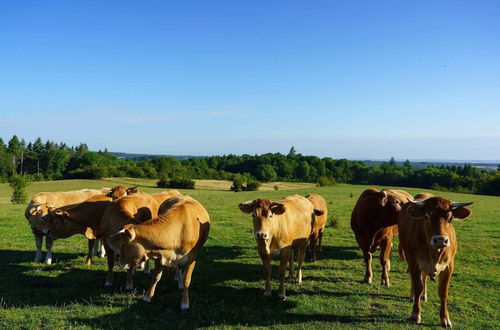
top-left (27, 204), bottom-right (54, 230)
top-left (108, 225), bottom-right (146, 269)
top-left (406, 197), bottom-right (472, 249)
top-left (239, 199), bottom-right (286, 241)
top-left (107, 186), bottom-right (138, 200)
top-left (378, 189), bottom-right (409, 213)
top-left (45, 208), bottom-right (92, 240)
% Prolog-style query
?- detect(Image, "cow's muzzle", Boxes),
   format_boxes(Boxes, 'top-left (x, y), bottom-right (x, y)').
top-left (255, 232), bottom-right (269, 240)
top-left (430, 235), bottom-right (450, 248)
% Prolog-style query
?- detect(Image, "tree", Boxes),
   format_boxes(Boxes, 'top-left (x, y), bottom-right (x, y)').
top-left (8, 174), bottom-right (30, 204)
top-left (7, 135), bottom-right (22, 174)
top-left (256, 164), bottom-right (277, 182)
top-left (287, 146), bottom-right (297, 157)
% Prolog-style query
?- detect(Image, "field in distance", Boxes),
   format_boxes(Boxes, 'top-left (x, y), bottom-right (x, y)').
top-left (0, 179), bottom-right (498, 329)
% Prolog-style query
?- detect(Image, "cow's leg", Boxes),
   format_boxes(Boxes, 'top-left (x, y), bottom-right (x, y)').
top-left (363, 249), bottom-right (373, 284)
top-left (34, 233), bottom-right (43, 263)
top-left (44, 236), bottom-right (53, 264)
top-left (318, 228), bottom-right (324, 252)
top-left (310, 233), bottom-right (318, 262)
top-left (86, 239), bottom-right (96, 266)
top-left (421, 272), bottom-right (428, 301)
top-left (103, 242), bottom-right (115, 287)
top-left (261, 254), bottom-right (272, 296)
top-left (295, 243), bottom-right (306, 285)
top-left (439, 262), bottom-right (453, 328)
top-left (124, 267), bottom-right (135, 291)
top-left (409, 264), bottom-right (423, 324)
top-left (379, 236), bottom-right (392, 287)
top-left (278, 247), bottom-right (291, 299)
top-left (180, 260), bottom-right (196, 310)
top-left (175, 268), bottom-right (184, 290)
top-left (288, 248), bottom-right (295, 280)
top-left (143, 259), bottom-right (163, 303)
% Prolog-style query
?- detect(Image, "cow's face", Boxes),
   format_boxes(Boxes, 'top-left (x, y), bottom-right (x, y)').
top-left (406, 197), bottom-right (472, 249)
top-left (45, 209), bottom-right (82, 239)
top-left (108, 226), bottom-right (147, 268)
top-left (28, 204), bottom-right (53, 230)
top-left (239, 199), bottom-right (286, 241)
top-left (107, 186), bottom-right (138, 200)
top-left (379, 190), bottom-right (406, 214)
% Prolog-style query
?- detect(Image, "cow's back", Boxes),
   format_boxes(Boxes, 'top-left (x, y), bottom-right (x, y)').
top-left (101, 192), bottom-right (159, 236)
top-left (152, 190), bottom-right (183, 205)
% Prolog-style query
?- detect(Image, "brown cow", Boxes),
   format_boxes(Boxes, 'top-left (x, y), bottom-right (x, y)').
top-left (107, 195), bottom-right (210, 310)
top-left (152, 190), bottom-right (183, 204)
top-left (350, 188), bottom-right (413, 286)
top-left (44, 194), bottom-right (114, 265)
top-left (25, 188), bottom-right (108, 264)
top-left (305, 193), bottom-right (328, 262)
top-left (100, 192), bottom-right (160, 289)
top-left (239, 195), bottom-right (323, 299)
top-left (399, 196), bottom-right (472, 328)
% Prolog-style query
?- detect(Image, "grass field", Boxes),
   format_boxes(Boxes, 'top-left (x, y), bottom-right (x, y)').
top-left (0, 178), bottom-right (498, 329)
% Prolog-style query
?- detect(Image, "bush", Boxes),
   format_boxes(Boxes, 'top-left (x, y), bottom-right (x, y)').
top-left (245, 181), bottom-right (261, 191)
top-left (157, 178), bottom-right (195, 189)
top-left (8, 175), bottom-right (30, 204)
top-left (317, 176), bottom-right (336, 186)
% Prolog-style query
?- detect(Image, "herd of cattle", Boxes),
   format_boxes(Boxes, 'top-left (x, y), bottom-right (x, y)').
top-left (23, 186), bottom-right (472, 328)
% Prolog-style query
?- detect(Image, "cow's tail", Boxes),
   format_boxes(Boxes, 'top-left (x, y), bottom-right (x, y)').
top-left (399, 244), bottom-right (406, 262)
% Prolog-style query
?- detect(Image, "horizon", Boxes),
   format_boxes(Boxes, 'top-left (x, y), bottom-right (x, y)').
top-left (1, 1), bottom-right (499, 160)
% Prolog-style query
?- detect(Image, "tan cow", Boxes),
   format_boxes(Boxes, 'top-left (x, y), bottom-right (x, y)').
top-left (152, 190), bottom-right (183, 204)
top-left (399, 196), bottom-right (472, 328)
top-left (305, 193), bottom-right (328, 262)
top-left (106, 185), bottom-right (138, 200)
top-left (107, 195), bottom-right (210, 310)
top-left (350, 188), bottom-right (413, 286)
top-left (25, 188), bottom-right (108, 264)
top-left (100, 192), bottom-right (160, 289)
top-left (44, 194), bottom-right (114, 265)
top-left (239, 195), bottom-right (323, 299)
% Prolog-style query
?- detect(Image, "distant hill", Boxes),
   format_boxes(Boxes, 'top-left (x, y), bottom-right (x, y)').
top-left (110, 152), bottom-right (205, 161)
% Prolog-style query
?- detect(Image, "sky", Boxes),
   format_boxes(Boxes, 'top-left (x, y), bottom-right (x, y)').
top-left (1, 1), bottom-right (499, 161)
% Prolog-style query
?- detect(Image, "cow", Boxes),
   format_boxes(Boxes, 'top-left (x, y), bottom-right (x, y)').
top-left (44, 194), bottom-right (114, 265)
top-left (305, 193), bottom-right (328, 262)
top-left (107, 195), bottom-right (210, 310)
top-left (100, 192), bottom-right (160, 289)
top-left (239, 195), bottom-right (323, 299)
top-left (25, 188), bottom-right (109, 264)
top-left (152, 190), bottom-right (183, 204)
top-left (350, 188), bottom-right (413, 286)
top-left (399, 196), bottom-right (472, 328)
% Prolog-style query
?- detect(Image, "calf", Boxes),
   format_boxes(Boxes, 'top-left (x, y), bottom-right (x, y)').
top-left (239, 195), bottom-right (323, 299)
top-left (44, 194), bottom-right (114, 265)
top-left (100, 192), bottom-right (159, 289)
top-left (108, 195), bottom-right (210, 310)
top-left (25, 188), bottom-right (108, 264)
top-left (399, 196), bottom-right (472, 328)
top-left (305, 194), bottom-right (328, 262)
top-left (350, 188), bottom-right (413, 286)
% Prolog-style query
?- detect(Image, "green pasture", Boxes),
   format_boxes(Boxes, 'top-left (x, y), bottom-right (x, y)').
top-left (0, 178), bottom-right (498, 329)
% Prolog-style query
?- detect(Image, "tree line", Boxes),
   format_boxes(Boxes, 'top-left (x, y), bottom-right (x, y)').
top-left (1, 136), bottom-right (499, 196)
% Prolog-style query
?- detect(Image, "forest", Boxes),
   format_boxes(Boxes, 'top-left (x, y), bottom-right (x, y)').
top-left (1, 136), bottom-right (499, 196)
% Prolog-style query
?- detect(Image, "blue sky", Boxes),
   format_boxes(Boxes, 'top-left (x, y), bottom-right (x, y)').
top-left (1, 1), bottom-right (499, 161)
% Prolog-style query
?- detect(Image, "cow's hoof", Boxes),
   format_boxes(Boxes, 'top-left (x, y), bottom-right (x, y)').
top-left (180, 302), bottom-right (189, 310)
top-left (263, 290), bottom-right (272, 297)
top-left (441, 318), bottom-right (452, 328)
top-left (45, 258), bottom-right (52, 265)
top-left (277, 293), bottom-right (286, 300)
top-left (364, 278), bottom-right (373, 285)
top-left (421, 294), bottom-right (427, 302)
top-left (142, 295), bottom-right (152, 303)
top-left (409, 313), bottom-right (421, 324)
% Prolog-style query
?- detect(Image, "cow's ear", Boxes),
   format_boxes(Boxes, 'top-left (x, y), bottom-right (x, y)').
top-left (452, 207), bottom-right (471, 220)
top-left (54, 209), bottom-right (68, 217)
top-left (239, 201), bottom-right (254, 213)
top-left (378, 191), bottom-right (388, 207)
top-left (30, 206), bottom-right (41, 215)
top-left (84, 227), bottom-right (97, 239)
top-left (406, 202), bottom-right (425, 218)
top-left (271, 202), bottom-right (286, 215)
top-left (127, 187), bottom-right (138, 195)
top-left (314, 208), bottom-right (324, 216)
top-left (124, 227), bottom-right (136, 241)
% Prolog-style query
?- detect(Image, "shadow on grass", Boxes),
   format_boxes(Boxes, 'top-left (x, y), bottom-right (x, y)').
top-left (307, 245), bottom-right (359, 261)
top-left (0, 246), bottom-right (408, 328)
